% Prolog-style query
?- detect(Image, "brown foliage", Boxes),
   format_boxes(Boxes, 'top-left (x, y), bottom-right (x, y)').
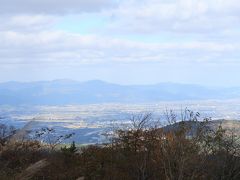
top-left (1, 111), bottom-right (240, 180)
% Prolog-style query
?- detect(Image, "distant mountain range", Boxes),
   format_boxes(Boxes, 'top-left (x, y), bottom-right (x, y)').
top-left (0, 80), bottom-right (240, 105)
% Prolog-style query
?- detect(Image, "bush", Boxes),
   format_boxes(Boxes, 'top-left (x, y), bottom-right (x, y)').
top-left (1, 111), bottom-right (240, 179)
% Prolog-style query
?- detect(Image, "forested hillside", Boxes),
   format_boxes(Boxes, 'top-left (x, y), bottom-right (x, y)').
top-left (1, 111), bottom-right (240, 179)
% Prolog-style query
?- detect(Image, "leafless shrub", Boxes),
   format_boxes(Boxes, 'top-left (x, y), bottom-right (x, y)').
top-left (35, 127), bottom-right (75, 150)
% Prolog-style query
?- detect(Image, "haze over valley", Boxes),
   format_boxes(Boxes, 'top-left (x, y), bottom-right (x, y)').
top-left (1, 79), bottom-right (240, 144)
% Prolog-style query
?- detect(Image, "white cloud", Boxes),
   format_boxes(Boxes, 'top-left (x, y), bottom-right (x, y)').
top-left (0, 0), bottom-right (116, 15)
top-left (0, 0), bottom-right (240, 70)
top-left (105, 0), bottom-right (240, 36)
top-left (0, 15), bottom-right (58, 32)
top-left (0, 30), bottom-right (239, 66)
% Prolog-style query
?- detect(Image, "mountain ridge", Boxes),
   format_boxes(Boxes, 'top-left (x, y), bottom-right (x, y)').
top-left (0, 80), bottom-right (239, 105)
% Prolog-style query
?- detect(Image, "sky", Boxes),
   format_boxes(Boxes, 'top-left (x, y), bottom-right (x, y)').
top-left (1, 0), bottom-right (240, 86)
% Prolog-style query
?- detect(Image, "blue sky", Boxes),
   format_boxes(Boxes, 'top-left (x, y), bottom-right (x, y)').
top-left (1, 0), bottom-right (240, 86)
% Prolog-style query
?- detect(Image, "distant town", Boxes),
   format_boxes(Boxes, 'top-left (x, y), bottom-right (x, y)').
top-left (1, 99), bottom-right (240, 144)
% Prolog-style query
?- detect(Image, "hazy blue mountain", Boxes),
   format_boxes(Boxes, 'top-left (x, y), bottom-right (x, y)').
top-left (0, 80), bottom-right (239, 105)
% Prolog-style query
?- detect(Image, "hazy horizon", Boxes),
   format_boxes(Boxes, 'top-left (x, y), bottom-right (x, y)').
top-left (0, 78), bottom-right (235, 88)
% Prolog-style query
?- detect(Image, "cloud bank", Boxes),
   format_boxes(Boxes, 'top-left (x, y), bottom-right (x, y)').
top-left (1, 0), bottom-right (240, 85)
top-left (0, 0), bottom-right (116, 14)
